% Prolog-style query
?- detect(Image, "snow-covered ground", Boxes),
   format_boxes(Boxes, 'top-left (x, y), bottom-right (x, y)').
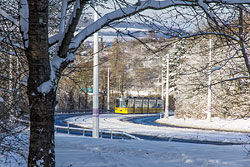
top-left (66, 114), bottom-right (250, 144)
top-left (55, 133), bottom-right (250, 167)
top-left (58, 114), bottom-right (250, 167)
top-left (2, 114), bottom-right (250, 167)
top-left (4, 133), bottom-right (249, 167)
top-left (156, 116), bottom-right (250, 133)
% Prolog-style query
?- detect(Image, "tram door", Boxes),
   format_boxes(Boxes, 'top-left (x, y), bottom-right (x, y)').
top-left (156, 99), bottom-right (163, 113)
top-left (127, 98), bottom-right (135, 114)
top-left (142, 98), bottom-right (148, 113)
top-left (134, 99), bottom-right (143, 113)
top-left (148, 99), bottom-right (157, 113)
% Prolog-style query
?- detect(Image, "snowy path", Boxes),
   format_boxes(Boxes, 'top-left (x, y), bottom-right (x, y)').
top-left (66, 114), bottom-right (250, 144)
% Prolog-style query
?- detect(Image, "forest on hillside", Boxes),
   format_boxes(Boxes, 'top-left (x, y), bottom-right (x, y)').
top-left (54, 35), bottom-right (249, 119)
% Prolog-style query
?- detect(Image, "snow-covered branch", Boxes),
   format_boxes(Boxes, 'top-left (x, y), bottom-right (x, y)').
top-left (48, 0), bottom-right (70, 47)
top-left (57, 0), bottom-right (84, 58)
top-left (0, 8), bottom-right (18, 26)
top-left (48, 0), bottom-right (78, 47)
top-left (181, 31), bottom-right (240, 41)
top-left (0, 1), bottom-right (28, 48)
top-left (0, 37), bottom-right (24, 50)
top-left (205, 0), bottom-right (250, 4)
top-left (198, 0), bottom-right (217, 23)
top-left (19, 0), bottom-right (29, 48)
top-left (38, 53), bottom-right (75, 95)
top-left (49, 33), bottom-right (63, 46)
top-left (69, 0), bottom-right (250, 52)
top-left (0, 73), bottom-right (27, 87)
top-left (59, 0), bottom-right (68, 34)
top-left (69, 0), bottom-right (196, 51)
top-left (39, 0), bottom-right (85, 95)
top-left (211, 76), bottom-right (250, 86)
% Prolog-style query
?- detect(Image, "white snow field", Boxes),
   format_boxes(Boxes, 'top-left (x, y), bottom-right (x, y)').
top-left (1, 114), bottom-right (250, 167)
top-left (55, 133), bottom-right (250, 167)
top-left (55, 114), bottom-right (250, 167)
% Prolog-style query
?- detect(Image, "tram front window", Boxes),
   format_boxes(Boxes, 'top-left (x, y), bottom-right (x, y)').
top-left (120, 101), bottom-right (127, 108)
top-left (116, 99), bottom-right (127, 108)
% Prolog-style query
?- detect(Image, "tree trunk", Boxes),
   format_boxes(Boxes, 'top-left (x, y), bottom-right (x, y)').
top-left (28, 92), bottom-right (56, 167)
top-left (26, 0), bottom-right (56, 166)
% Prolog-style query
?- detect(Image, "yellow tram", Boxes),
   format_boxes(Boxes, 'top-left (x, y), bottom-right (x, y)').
top-left (115, 97), bottom-right (163, 114)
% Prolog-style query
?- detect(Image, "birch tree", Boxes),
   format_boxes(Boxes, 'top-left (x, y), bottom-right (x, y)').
top-left (1, 0), bottom-right (250, 166)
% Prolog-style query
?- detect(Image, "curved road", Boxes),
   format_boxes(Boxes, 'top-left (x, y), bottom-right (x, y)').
top-left (55, 114), bottom-right (82, 127)
top-left (55, 113), bottom-right (248, 145)
top-left (124, 113), bottom-right (175, 127)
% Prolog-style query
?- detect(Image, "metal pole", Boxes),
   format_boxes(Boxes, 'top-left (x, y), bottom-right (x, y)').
top-left (107, 68), bottom-right (110, 112)
top-left (164, 54), bottom-right (169, 119)
top-left (92, 4), bottom-right (99, 138)
top-left (207, 38), bottom-right (212, 122)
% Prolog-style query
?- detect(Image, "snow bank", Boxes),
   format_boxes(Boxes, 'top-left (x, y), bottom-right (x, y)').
top-left (156, 116), bottom-right (250, 133)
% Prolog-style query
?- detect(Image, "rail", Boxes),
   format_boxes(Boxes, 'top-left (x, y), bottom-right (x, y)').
top-left (18, 117), bottom-right (141, 140)
top-left (55, 123), bottom-right (141, 140)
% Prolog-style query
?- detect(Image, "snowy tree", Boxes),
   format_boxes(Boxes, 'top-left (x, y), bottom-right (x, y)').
top-left (175, 35), bottom-right (250, 119)
top-left (0, 3), bottom-right (29, 164)
top-left (56, 43), bottom-right (93, 111)
top-left (1, 0), bottom-right (250, 166)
